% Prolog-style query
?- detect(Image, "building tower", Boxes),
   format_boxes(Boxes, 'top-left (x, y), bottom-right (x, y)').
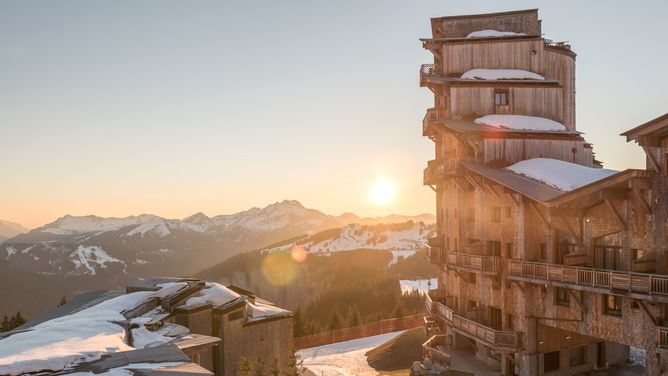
top-left (420, 9), bottom-right (668, 376)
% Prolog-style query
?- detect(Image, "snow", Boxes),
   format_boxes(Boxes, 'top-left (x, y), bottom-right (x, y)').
top-left (246, 302), bottom-right (291, 323)
top-left (475, 115), bottom-right (567, 132)
top-left (212, 200), bottom-right (315, 231)
top-left (67, 362), bottom-right (187, 376)
top-left (182, 282), bottom-right (241, 308)
top-left (298, 331), bottom-right (405, 376)
top-left (5, 246), bottom-right (16, 259)
top-left (466, 29), bottom-right (526, 38)
top-left (125, 219), bottom-right (174, 237)
top-left (507, 158), bottom-right (619, 191)
top-left (42, 214), bottom-right (158, 235)
top-left (388, 250), bottom-right (416, 267)
top-left (69, 245), bottom-right (124, 275)
top-left (0, 282), bottom-right (187, 376)
top-left (461, 69), bottom-right (544, 80)
top-left (400, 278), bottom-right (438, 294)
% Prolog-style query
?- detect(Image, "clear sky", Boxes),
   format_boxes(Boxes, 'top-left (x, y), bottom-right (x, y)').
top-left (1, 0), bottom-right (666, 229)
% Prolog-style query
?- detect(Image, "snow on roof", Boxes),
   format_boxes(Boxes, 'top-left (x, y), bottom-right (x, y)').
top-left (246, 302), bottom-right (291, 323)
top-left (466, 29), bottom-right (527, 38)
top-left (460, 69), bottom-right (544, 80)
top-left (0, 282), bottom-right (187, 376)
top-left (506, 158), bottom-right (619, 192)
top-left (182, 282), bottom-right (242, 308)
top-left (474, 115), bottom-right (566, 132)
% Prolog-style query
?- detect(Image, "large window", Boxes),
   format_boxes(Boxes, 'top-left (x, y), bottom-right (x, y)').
top-left (569, 345), bottom-right (587, 367)
top-left (544, 351), bottom-right (560, 372)
top-left (603, 294), bottom-right (622, 316)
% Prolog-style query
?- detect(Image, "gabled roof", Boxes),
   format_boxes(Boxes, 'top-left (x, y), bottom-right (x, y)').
top-left (621, 113), bottom-right (668, 145)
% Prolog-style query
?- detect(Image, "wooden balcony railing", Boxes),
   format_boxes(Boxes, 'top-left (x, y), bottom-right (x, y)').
top-left (507, 260), bottom-right (668, 298)
top-left (429, 298), bottom-right (520, 350)
top-left (658, 327), bottom-right (668, 349)
top-left (447, 252), bottom-right (499, 275)
top-left (422, 334), bottom-right (452, 368)
top-left (424, 158), bottom-right (459, 185)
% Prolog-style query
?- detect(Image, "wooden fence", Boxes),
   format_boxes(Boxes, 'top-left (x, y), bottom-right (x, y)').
top-left (294, 314), bottom-right (424, 350)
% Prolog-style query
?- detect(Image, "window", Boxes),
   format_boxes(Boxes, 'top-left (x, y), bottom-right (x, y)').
top-left (569, 345), bottom-right (586, 367)
top-left (492, 207), bottom-right (501, 223)
top-left (505, 206), bottom-right (512, 218)
top-left (468, 272), bottom-right (476, 284)
top-left (505, 243), bottom-right (513, 259)
top-left (468, 299), bottom-right (480, 309)
top-left (544, 351), bottom-right (560, 372)
top-left (467, 208), bottom-right (475, 223)
top-left (487, 240), bottom-right (501, 257)
top-left (506, 314), bottom-right (514, 330)
top-left (555, 287), bottom-right (570, 307)
top-left (494, 89), bottom-right (509, 106)
top-left (603, 294), bottom-right (622, 316)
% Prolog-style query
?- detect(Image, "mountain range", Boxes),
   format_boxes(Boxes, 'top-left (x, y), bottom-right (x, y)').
top-left (0, 220), bottom-right (28, 244)
top-left (0, 200), bottom-right (434, 318)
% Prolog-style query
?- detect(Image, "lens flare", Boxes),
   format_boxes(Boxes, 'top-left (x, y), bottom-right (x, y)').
top-left (261, 252), bottom-right (298, 286)
top-left (290, 246), bottom-right (307, 263)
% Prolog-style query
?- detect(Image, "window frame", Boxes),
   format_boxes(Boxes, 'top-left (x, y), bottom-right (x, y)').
top-left (555, 287), bottom-right (571, 307)
top-left (603, 294), bottom-right (622, 317)
top-left (494, 89), bottom-right (510, 106)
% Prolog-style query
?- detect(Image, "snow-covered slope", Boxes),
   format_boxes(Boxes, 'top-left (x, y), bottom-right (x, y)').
top-left (262, 221), bottom-right (435, 254)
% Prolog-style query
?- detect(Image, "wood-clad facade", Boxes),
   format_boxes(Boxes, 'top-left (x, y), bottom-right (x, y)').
top-left (421, 9), bottom-right (668, 376)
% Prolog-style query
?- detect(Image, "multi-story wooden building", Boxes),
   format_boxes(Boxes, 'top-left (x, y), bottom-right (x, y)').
top-left (420, 9), bottom-right (668, 376)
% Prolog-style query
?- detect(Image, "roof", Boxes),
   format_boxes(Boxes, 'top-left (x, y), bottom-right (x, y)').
top-left (461, 160), bottom-right (564, 202)
top-left (620, 113), bottom-right (668, 145)
top-left (430, 8), bottom-right (538, 22)
top-left (60, 344), bottom-right (192, 375)
top-left (546, 169), bottom-right (650, 207)
top-left (436, 118), bottom-right (582, 137)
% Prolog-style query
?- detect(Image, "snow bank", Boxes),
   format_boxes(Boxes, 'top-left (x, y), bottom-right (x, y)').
top-left (182, 282), bottom-right (241, 308)
top-left (0, 282), bottom-right (187, 376)
top-left (400, 278), bottom-right (438, 295)
top-left (298, 331), bottom-right (405, 376)
top-left (507, 158), bottom-right (618, 191)
top-left (246, 302), bottom-right (291, 323)
top-left (461, 69), bottom-right (544, 80)
top-left (466, 29), bottom-right (526, 38)
top-left (475, 115), bottom-right (566, 132)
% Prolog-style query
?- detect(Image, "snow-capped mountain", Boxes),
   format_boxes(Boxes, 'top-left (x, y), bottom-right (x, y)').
top-left (3, 200), bottom-right (434, 277)
top-left (0, 220), bottom-right (28, 243)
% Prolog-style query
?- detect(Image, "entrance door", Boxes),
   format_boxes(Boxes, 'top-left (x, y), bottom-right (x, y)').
top-left (597, 341), bottom-right (606, 368)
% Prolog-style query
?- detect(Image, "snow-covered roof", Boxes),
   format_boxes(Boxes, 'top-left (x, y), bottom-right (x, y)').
top-left (506, 158), bottom-right (619, 191)
top-left (474, 115), bottom-right (567, 132)
top-left (466, 29), bottom-right (527, 38)
top-left (461, 69), bottom-right (544, 81)
top-left (0, 283), bottom-right (188, 376)
top-left (182, 283), bottom-right (242, 308)
top-left (246, 302), bottom-right (291, 323)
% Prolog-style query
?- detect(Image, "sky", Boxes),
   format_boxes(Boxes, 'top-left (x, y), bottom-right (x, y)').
top-left (1, 0), bottom-right (666, 229)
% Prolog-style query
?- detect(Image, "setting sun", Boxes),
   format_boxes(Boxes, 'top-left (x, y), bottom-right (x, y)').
top-left (369, 179), bottom-right (396, 205)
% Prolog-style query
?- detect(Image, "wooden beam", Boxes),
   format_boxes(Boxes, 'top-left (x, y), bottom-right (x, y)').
top-left (604, 198), bottom-right (627, 231)
top-left (428, 185), bottom-right (437, 193)
top-left (638, 301), bottom-right (658, 326)
top-left (642, 145), bottom-right (661, 173)
top-left (465, 175), bottom-right (483, 191)
top-left (508, 193), bottom-right (521, 207)
top-left (485, 182), bottom-right (500, 199)
top-left (567, 290), bottom-right (585, 313)
top-left (549, 207), bottom-right (584, 217)
top-left (559, 216), bottom-right (580, 243)
top-left (632, 187), bottom-right (652, 216)
top-left (528, 200), bottom-right (549, 227)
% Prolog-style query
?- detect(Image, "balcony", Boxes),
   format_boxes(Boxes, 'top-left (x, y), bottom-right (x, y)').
top-left (447, 252), bottom-right (500, 275)
top-left (426, 236), bottom-right (446, 264)
top-left (422, 334), bottom-right (452, 368)
top-left (424, 159), bottom-right (460, 185)
top-left (507, 260), bottom-right (668, 302)
top-left (423, 107), bottom-right (443, 136)
top-left (426, 293), bottom-right (520, 351)
top-left (419, 64), bottom-right (441, 87)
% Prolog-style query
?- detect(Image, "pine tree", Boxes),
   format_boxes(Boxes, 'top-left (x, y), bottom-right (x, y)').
top-left (329, 309), bottom-right (343, 330)
top-left (347, 305), bottom-right (361, 327)
top-left (293, 307), bottom-right (305, 337)
top-left (393, 302), bottom-right (406, 318)
top-left (0, 315), bottom-right (8, 332)
top-left (281, 352), bottom-right (303, 376)
top-left (14, 312), bottom-right (26, 327)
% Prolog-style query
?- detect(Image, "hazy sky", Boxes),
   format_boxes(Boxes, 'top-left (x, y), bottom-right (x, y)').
top-left (1, 1), bottom-right (666, 228)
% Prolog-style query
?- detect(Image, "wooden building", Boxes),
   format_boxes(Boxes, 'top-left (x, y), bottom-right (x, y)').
top-left (420, 9), bottom-right (668, 376)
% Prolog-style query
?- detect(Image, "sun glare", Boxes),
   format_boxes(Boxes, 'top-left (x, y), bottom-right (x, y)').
top-left (370, 179), bottom-right (396, 205)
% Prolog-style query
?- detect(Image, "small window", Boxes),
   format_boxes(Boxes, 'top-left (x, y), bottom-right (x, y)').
top-left (505, 206), bottom-right (512, 218)
top-left (492, 207), bottom-right (501, 223)
top-left (505, 243), bottom-right (513, 259)
top-left (468, 299), bottom-right (479, 309)
top-left (569, 345), bottom-right (586, 367)
top-left (544, 351), bottom-right (560, 372)
top-left (603, 294), bottom-right (622, 316)
top-left (494, 89), bottom-right (509, 106)
top-left (555, 287), bottom-right (570, 307)
top-left (468, 272), bottom-right (476, 284)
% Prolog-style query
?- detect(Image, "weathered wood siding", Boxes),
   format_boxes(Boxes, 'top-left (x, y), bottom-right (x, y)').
top-left (433, 10), bottom-right (540, 39)
top-left (544, 48), bottom-right (576, 129)
top-left (482, 138), bottom-right (594, 166)
top-left (441, 40), bottom-right (544, 75)
top-left (449, 86), bottom-right (563, 123)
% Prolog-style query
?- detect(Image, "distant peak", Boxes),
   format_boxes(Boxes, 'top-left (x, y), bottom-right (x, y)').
top-left (183, 212), bottom-right (211, 222)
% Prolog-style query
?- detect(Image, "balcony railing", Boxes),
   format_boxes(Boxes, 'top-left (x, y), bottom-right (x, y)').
top-left (507, 260), bottom-right (668, 298)
top-left (427, 295), bottom-right (520, 350)
top-left (422, 334), bottom-right (452, 368)
top-left (447, 252), bottom-right (499, 275)
top-left (424, 158), bottom-right (459, 185)
top-left (658, 327), bottom-right (668, 349)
